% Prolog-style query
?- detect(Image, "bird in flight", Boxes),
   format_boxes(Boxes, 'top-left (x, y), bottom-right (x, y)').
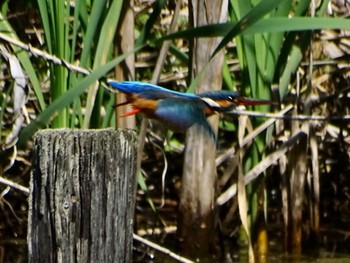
top-left (108, 81), bottom-right (273, 143)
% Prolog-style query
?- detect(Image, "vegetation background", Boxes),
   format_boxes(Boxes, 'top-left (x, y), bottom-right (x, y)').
top-left (0, 0), bottom-right (349, 262)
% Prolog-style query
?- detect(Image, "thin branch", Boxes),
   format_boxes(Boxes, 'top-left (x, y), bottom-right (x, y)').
top-left (0, 176), bottom-right (30, 195)
top-left (150, 140), bottom-right (168, 208)
top-left (137, 225), bottom-right (177, 236)
top-left (238, 105), bottom-right (294, 146)
top-left (216, 105), bottom-right (294, 166)
top-left (1, 186), bottom-right (23, 221)
top-left (0, 32), bottom-right (90, 75)
top-left (151, 0), bottom-right (182, 83)
top-left (133, 233), bottom-right (194, 263)
top-left (229, 106), bottom-right (350, 121)
top-left (216, 130), bottom-right (306, 205)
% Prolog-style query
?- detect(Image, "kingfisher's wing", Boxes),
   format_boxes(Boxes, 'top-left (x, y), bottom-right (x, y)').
top-left (155, 97), bottom-right (217, 143)
top-left (108, 81), bottom-right (197, 100)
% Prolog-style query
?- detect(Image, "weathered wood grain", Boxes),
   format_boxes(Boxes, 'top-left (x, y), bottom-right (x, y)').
top-left (28, 129), bottom-right (137, 263)
top-left (178, 0), bottom-right (228, 259)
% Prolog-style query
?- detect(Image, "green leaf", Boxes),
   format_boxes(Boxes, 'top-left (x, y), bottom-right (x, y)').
top-left (37, 0), bottom-right (52, 53)
top-left (244, 17), bottom-right (350, 34)
top-left (212, 0), bottom-right (283, 58)
top-left (83, 0), bottom-right (123, 128)
top-left (80, 0), bottom-right (107, 67)
top-left (157, 17), bottom-right (350, 42)
top-left (158, 23), bottom-right (233, 41)
top-left (279, 45), bottom-right (302, 98)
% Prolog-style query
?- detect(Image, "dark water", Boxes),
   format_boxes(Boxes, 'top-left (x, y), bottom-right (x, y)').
top-left (134, 248), bottom-right (350, 263)
top-left (133, 231), bottom-right (350, 263)
top-left (2, 232), bottom-right (350, 262)
top-left (0, 242), bottom-right (26, 263)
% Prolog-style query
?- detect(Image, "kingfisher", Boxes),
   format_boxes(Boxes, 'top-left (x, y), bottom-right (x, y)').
top-left (108, 81), bottom-right (272, 142)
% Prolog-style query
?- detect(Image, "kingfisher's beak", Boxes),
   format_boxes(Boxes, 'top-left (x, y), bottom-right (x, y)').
top-left (115, 101), bottom-right (130, 107)
top-left (236, 97), bottom-right (275, 106)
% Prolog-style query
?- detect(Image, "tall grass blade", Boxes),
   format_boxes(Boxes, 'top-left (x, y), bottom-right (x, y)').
top-left (237, 115), bottom-right (255, 263)
top-left (212, 0), bottom-right (282, 58)
top-left (158, 17), bottom-right (350, 42)
top-left (244, 17), bottom-right (350, 34)
top-left (80, 0), bottom-right (107, 67)
top-left (83, 0), bottom-right (123, 128)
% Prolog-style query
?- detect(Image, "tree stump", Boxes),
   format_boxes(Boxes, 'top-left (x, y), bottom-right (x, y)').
top-left (27, 129), bottom-right (137, 263)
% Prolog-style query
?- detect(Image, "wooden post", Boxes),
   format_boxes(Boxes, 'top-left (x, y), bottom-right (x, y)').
top-left (178, 0), bottom-right (227, 259)
top-left (28, 129), bottom-right (137, 263)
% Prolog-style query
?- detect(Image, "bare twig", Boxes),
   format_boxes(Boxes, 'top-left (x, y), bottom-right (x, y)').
top-left (137, 225), bottom-right (177, 236)
top-left (150, 141), bottom-right (168, 208)
top-left (0, 176), bottom-right (29, 195)
top-left (1, 187), bottom-right (23, 221)
top-left (229, 106), bottom-right (350, 121)
top-left (151, 0), bottom-right (182, 84)
top-left (0, 32), bottom-right (90, 75)
top-left (133, 233), bottom-right (194, 263)
top-left (216, 105), bottom-right (294, 166)
top-left (216, 130), bottom-right (306, 205)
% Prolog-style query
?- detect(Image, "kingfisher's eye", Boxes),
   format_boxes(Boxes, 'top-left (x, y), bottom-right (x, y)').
top-left (228, 96), bottom-right (233, 101)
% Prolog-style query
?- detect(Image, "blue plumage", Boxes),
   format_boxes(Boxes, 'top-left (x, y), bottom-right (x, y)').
top-left (108, 81), bottom-right (197, 100)
top-left (197, 90), bottom-right (240, 100)
top-left (108, 80), bottom-right (272, 144)
top-left (155, 98), bottom-right (216, 142)
top-left (108, 80), bottom-right (217, 143)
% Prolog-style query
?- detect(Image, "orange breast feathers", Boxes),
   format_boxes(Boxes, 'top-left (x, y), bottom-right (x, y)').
top-left (202, 100), bottom-right (233, 117)
top-left (203, 106), bottom-right (216, 117)
top-left (123, 93), bottom-right (159, 118)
